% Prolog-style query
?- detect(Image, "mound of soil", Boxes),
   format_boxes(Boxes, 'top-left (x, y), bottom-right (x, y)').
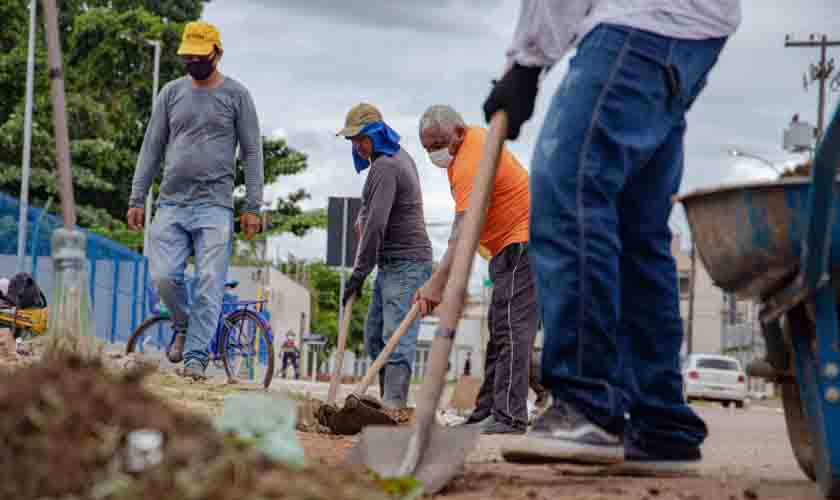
top-left (0, 355), bottom-right (391, 500)
top-left (780, 160), bottom-right (812, 178)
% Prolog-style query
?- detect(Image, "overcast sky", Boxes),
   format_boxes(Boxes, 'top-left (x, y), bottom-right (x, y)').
top-left (203, 1), bottom-right (840, 288)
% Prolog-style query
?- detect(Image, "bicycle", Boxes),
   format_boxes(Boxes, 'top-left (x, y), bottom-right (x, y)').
top-left (126, 279), bottom-right (275, 388)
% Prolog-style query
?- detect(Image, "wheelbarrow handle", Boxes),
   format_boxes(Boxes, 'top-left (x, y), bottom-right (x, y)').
top-left (353, 303), bottom-right (420, 395)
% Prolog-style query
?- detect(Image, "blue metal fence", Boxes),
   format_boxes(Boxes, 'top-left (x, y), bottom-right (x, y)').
top-left (0, 192), bottom-right (147, 345)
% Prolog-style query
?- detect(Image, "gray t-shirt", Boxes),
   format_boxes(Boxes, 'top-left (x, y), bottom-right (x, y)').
top-left (353, 148), bottom-right (433, 280)
top-left (129, 76), bottom-right (264, 213)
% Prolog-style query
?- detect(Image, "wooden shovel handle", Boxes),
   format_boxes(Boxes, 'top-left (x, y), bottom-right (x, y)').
top-left (353, 303), bottom-right (420, 395)
top-left (327, 295), bottom-right (355, 405)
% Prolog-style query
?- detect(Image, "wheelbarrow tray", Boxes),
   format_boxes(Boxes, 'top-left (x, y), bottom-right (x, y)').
top-left (677, 178), bottom-right (840, 301)
top-left (678, 177), bottom-right (840, 499)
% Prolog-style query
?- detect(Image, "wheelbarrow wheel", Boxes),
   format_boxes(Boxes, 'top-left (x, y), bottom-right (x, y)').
top-left (781, 381), bottom-right (817, 481)
top-left (782, 306), bottom-right (817, 482)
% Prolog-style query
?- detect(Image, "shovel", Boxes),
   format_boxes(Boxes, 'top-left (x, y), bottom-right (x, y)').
top-left (322, 303), bottom-right (421, 434)
top-left (314, 296), bottom-right (354, 425)
top-left (345, 111), bottom-right (509, 495)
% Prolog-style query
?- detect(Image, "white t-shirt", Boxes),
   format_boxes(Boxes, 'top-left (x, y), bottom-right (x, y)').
top-left (506, 0), bottom-right (742, 67)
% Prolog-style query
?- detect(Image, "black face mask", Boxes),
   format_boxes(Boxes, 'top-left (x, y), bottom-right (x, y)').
top-left (186, 53), bottom-right (216, 81)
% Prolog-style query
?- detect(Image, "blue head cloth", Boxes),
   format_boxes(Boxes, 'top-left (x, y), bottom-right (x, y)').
top-left (351, 121), bottom-right (401, 173)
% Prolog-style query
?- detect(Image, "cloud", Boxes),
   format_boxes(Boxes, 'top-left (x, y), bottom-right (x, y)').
top-left (203, 0), bottom-right (840, 291)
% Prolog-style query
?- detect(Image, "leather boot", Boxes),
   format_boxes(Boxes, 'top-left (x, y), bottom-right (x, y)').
top-left (382, 364), bottom-right (411, 409)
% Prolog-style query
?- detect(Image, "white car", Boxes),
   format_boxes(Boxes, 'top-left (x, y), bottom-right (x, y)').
top-left (683, 354), bottom-right (748, 408)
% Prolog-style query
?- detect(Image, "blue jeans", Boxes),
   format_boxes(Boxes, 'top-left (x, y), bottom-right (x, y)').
top-left (364, 260), bottom-right (432, 371)
top-left (149, 202), bottom-right (233, 368)
top-left (530, 24), bottom-right (726, 448)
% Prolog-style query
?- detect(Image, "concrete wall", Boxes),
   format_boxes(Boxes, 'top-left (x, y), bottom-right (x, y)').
top-left (680, 258), bottom-right (724, 355)
top-left (674, 233), bottom-right (725, 356)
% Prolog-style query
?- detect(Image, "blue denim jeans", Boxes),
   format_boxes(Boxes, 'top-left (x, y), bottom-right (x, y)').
top-left (148, 202), bottom-right (233, 368)
top-left (364, 260), bottom-right (432, 372)
top-left (530, 24), bottom-right (727, 448)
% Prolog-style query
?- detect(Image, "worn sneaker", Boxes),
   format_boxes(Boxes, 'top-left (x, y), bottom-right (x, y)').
top-left (501, 402), bottom-right (623, 464)
top-left (605, 440), bottom-right (701, 476)
top-left (482, 419), bottom-right (526, 435)
top-left (167, 333), bottom-right (186, 363)
top-left (177, 361), bottom-right (207, 381)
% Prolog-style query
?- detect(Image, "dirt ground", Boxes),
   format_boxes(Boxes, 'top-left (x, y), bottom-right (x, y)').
top-left (116, 364), bottom-right (831, 500)
top-left (293, 405), bottom-right (824, 500)
top-left (2, 349), bottom-right (823, 500)
top-left (0, 354), bottom-right (393, 500)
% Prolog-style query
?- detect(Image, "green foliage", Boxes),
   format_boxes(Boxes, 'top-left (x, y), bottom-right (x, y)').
top-left (295, 260), bottom-right (372, 354)
top-left (0, 0), bottom-right (323, 253)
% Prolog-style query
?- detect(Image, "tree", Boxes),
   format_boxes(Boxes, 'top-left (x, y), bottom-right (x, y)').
top-left (0, 0), bottom-right (324, 253)
top-left (302, 260), bottom-right (372, 355)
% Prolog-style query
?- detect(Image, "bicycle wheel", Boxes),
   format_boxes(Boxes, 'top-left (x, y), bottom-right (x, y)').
top-left (220, 309), bottom-right (275, 388)
top-left (126, 316), bottom-right (174, 361)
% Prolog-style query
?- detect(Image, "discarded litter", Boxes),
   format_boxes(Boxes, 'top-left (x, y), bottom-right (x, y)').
top-left (123, 429), bottom-right (163, 472)
top-left (213, 393), bottom-right (306, 466)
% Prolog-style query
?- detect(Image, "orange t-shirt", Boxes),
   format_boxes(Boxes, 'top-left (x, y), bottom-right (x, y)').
top-left (448, 126), bottom-right (530, 257)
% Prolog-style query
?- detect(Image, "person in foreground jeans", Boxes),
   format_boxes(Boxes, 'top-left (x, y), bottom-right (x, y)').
top-left (128, 21), bottom-right (264, 380)
top-left (482, 0), bottom-right (741, 474)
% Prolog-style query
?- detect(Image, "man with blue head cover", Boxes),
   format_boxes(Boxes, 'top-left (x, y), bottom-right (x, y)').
top-left (337, 103), bottom-right (433, 408)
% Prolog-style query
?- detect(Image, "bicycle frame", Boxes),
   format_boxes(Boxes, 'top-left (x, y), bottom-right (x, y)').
top-left (144, 286), bottom-right (274, 371)
top-left (208, 298), bottom-right (273, 364)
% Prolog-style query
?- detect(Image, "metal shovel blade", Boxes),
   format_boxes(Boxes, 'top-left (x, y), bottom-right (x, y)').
top-left (345, 423), bottom-right (480, 495)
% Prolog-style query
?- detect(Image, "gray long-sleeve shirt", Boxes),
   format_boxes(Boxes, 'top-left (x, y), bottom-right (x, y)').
top-left (352, 148), bottom-right (433, 281)
top-left (129, 76), bottom-right (264, 213)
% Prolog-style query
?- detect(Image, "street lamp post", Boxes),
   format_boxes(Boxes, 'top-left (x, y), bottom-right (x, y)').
top-left (16, 0), bottom-right (38, 272)
top-left (143, 40), bottom-right (161, 256)
top-left (729, 149), bottom-right (783, 175)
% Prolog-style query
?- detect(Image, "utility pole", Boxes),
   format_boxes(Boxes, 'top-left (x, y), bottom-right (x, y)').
top-left (17, 0), bottom-right (37, 272)
top-left (143, 40), bottom-right (161, 256)
top-left (686, 240), bottom-right (697, 356)
top-left (785, 33), bottom-right (840, 140)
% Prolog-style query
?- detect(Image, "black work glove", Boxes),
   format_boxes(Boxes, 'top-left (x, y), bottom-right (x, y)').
top-left (482, 63), bottom-right (543, 140)
top-left (341, 273), bottom-right (365, 308)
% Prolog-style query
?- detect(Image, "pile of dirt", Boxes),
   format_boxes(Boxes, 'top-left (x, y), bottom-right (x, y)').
top-left (0, 355), bottom-right (393, 500)
top-left (780, 160), bottom-right (812, 178)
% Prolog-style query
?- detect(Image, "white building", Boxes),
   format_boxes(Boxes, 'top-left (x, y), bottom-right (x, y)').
top-left (673, 233), bottom-right (725, 356)
top-left (326, 293), bottom-right (491, 382)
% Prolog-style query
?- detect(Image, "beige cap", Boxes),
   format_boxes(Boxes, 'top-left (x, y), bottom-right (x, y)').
top-left (337, 102), bottom-right (382, 137)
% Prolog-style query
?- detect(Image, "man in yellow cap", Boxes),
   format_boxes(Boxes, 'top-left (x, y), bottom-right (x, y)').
top-left (128, 21), bottom-right (264, 380)
top-left (337, 103), bottom-right (433, 408)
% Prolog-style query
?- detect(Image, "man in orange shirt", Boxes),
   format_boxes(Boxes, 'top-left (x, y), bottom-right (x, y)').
top-left (415, 105), bottom-right (538, 434)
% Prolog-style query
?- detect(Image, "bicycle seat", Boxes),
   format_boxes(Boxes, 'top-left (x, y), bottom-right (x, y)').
top-left (225, 280), bottom-right (239, 289)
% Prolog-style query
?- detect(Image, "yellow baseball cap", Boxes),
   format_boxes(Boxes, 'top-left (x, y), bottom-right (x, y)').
top-left (337, 103), bottom-right (383, 137)
top-left (177, 21), bottom-right (222, 57)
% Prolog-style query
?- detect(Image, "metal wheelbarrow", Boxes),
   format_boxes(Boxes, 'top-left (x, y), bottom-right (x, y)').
top-left (677, 103), bottom-right (840, 499)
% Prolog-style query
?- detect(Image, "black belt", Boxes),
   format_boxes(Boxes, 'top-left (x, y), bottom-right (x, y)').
top-left (503, 242), bottom-right (528, 256)
top-left (378, 254), bottom-right (424, 266)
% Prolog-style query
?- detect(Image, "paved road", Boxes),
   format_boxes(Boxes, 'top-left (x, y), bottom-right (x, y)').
top-left (440, 403), bottom-right (822, 500)
top-left (292, 387), bottom-right (822, 500)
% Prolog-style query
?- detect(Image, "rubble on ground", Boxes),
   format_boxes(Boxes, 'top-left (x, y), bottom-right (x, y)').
top-left (0, 354), bottom-right (395, 500)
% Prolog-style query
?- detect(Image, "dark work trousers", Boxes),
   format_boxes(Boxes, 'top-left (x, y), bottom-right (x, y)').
top-left (281, 352), bottom-right (299, 379)
top-left (467, 243), bottom-right (538, 430)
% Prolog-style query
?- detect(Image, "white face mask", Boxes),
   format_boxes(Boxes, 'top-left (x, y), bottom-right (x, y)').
top-left (429, 148), bottom-right (453, 169)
